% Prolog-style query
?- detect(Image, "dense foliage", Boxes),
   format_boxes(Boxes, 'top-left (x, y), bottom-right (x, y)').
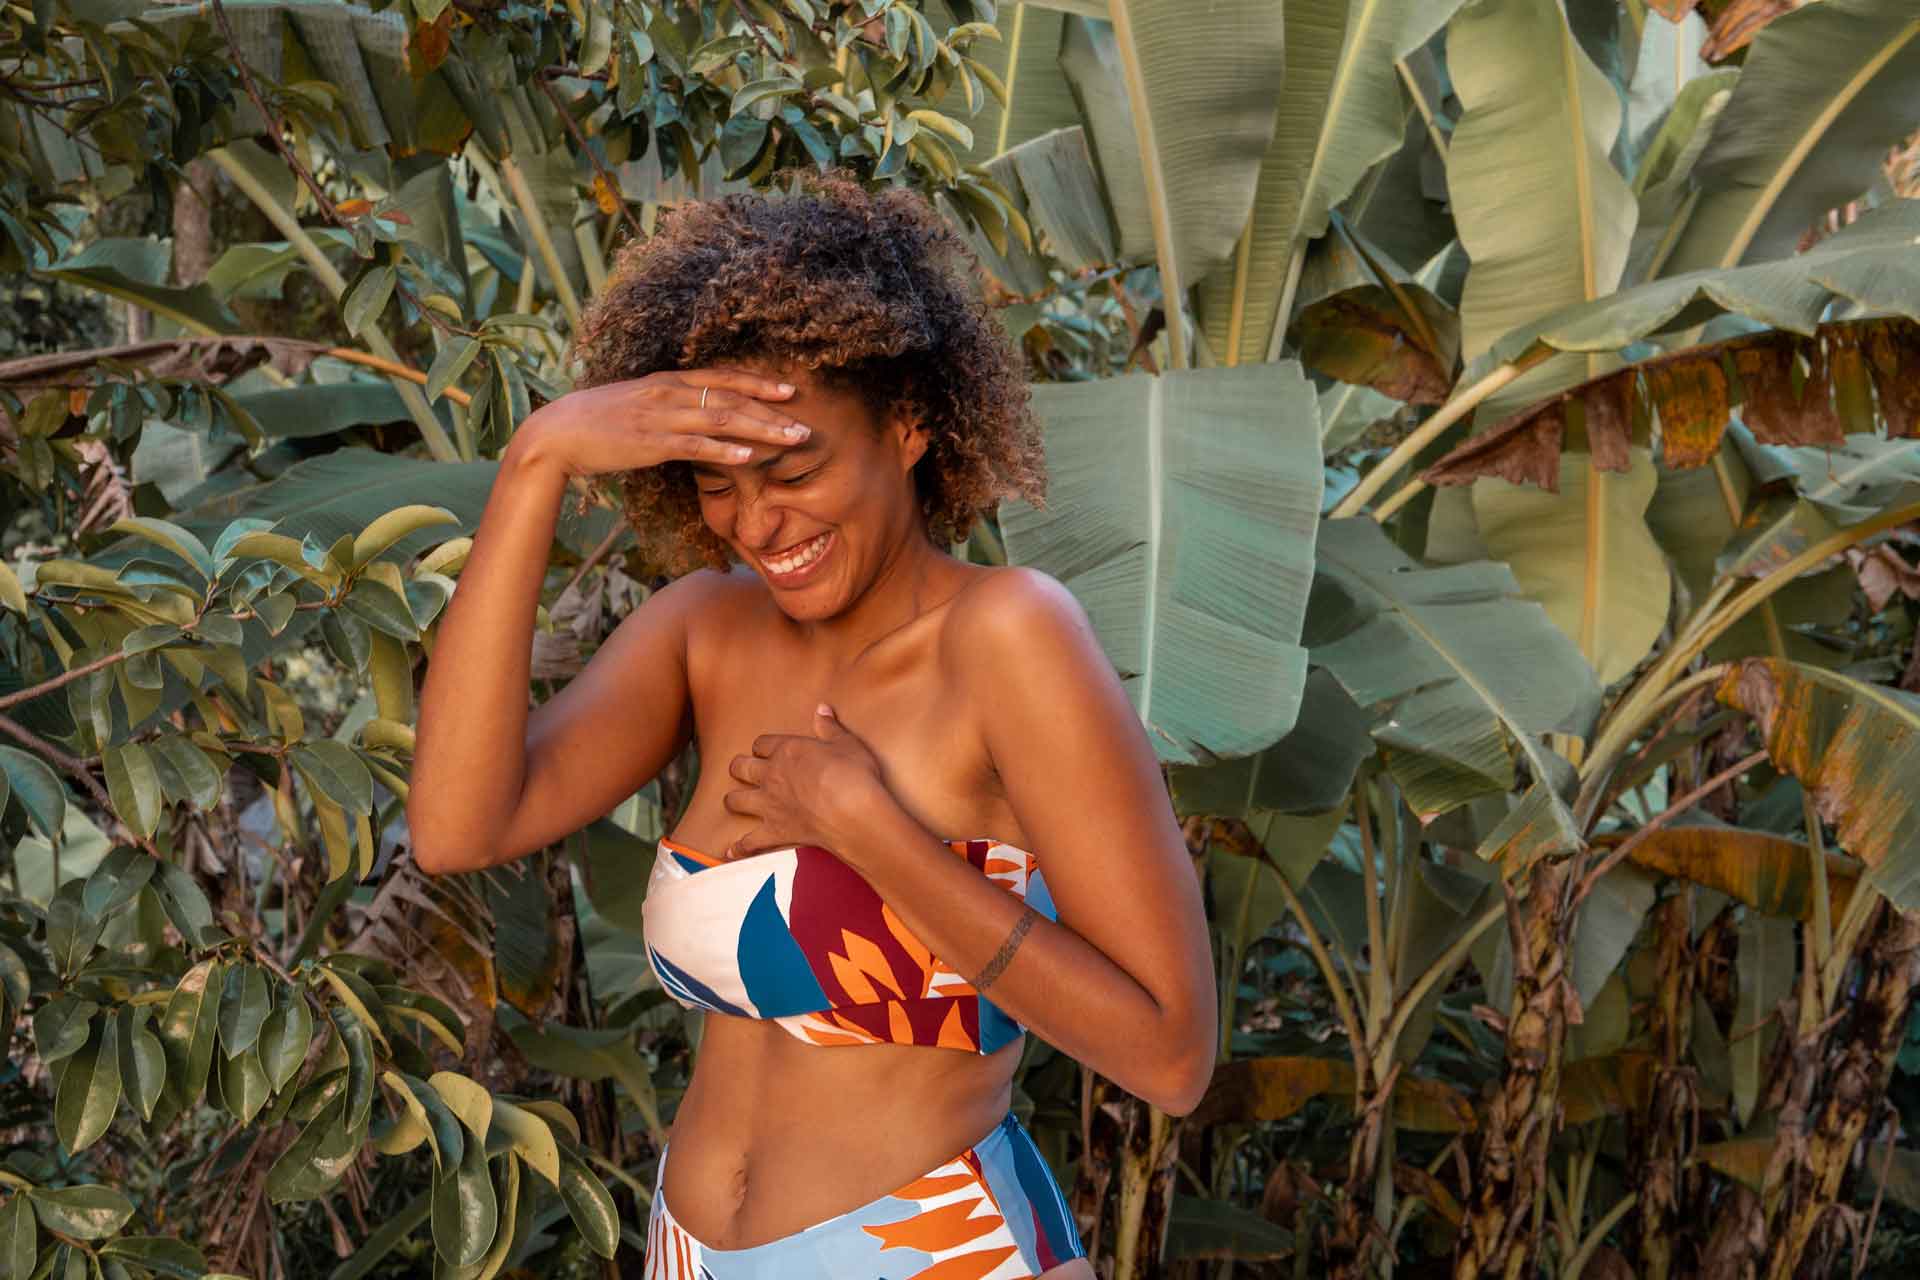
top-left (4, 0), bottom-right (1920, 1277)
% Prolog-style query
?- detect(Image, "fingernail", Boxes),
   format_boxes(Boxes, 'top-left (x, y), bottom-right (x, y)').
top-left (817, 703), bottom-right (833, 716)
top-left (785, 423), bottom-right (810, 439)
top-left (728, 444), bottom-right (752, 460)
top-left (777, 382), bottom-right (795, 394)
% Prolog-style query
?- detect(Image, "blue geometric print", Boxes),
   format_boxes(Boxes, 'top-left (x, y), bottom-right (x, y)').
top-left (736, 875), bottom-right (830, 1017)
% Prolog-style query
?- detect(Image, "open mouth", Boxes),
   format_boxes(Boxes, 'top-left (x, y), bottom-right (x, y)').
top-left (759, 530), bottom-right (834, 584)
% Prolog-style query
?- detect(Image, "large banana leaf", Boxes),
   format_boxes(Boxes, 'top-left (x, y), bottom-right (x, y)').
top-left (1472, 449), bottom-right (1670, 685)
top-left (1644, 439), bottom-right (1856, 669)
top-left (1000, 363), bottom-right (1323, 764)
top-left (1306, 516), bottom-right (1601, 823)
top-left (1056, 2), bottom-right (1286, 362)
top-left (1658, 0), bottom-right (1920, 276)
top-left (956, 3), bottom-right (1083, 165)
top-left (1482, 143), bottom-right (1920, 361)
top-left (1447, 0), bottom-right (1651, 683)
top-left (1195, 0), bottom-right (1467, 367)
top-left (1449, 0), bottom-right (1637, 389)
top-left (1715, 657), bottom-right (1920, 910)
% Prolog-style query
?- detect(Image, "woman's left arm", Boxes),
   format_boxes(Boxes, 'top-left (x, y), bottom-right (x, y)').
top-left (797, 569), bottom-right (1217, 1113)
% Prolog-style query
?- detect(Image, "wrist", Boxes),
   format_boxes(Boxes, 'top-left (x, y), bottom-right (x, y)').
top-left (825, 778), bottom-right (918, 874)
top-left (502, 417), bottom-right (570, 484)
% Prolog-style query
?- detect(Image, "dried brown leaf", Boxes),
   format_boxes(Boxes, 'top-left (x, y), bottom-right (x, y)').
top-left (1701, 0), bottom-right (1804, 62)
top-left (1420, 400), bottom-right (1565, 491)
top-left (1734, 335), bottom-right (1843, 449)
top-left (1291, 284), bottom-right (1460, 407)
top-left (1582, 371), bottom-right (1635, 472)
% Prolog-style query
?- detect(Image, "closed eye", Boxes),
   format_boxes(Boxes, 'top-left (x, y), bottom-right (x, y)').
top-left (771, 467), bottom-right (821, 486)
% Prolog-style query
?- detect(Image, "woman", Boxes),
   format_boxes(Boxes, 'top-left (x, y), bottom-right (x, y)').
top-left (409, 171), bottom-right (1216, 1279)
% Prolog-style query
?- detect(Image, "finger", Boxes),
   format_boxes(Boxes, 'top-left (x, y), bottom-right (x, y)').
top-left (725, 829), bottom-right (765, 861)
top-left (813, 703), bottom-right (843, 738)
top-left (674, 387), bottom-right (813, 448)
top-left (751, 732), bottom-right (803, 758)
top-left (727, 754), bottom-right (763, 785)
top-left (723, 787), bottom-right (762, 819)
top-left (673, 367), bottom-right (797, 402)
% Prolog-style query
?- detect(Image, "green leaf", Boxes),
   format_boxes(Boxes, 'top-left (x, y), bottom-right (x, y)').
top-left (1449, 0), bottom-right (1637, 423)
top-left (1058, 1), bottom-right (1286, 355)
top-left (25, 1186), bottom-right (133, 1241)
top-left (431, 1112), bottom-right (497, 1268)
top-left (45, 882), bottom-right (105, 978)
top-left (105, 518), bottom-right (215, 581)
top-left (1308, 517), bottom-right (1600, 825)
top-left (257, 990), bottom-right (315, 1091)
top-left (556, 1145), bottom-right (617, 1259)
top-left (289, 742), bottom-right (375, 815)
top-left (487, 1100), bottom-right (560, 1189)
top-left (146, 740), bottom-right (223, 812)
top-left (156, 958), bottom-right (221, 1114)
top-left (1000, 364), bottom-right (1323, 763)
top-left (729, 76), bottom-right (803, 113)
top-left (264, 1091), bottom-right (362, 1204)
top-left (96, 1237), bottom-right (208, 1280)
top-left (342, 266), bottom-right (398, 338)
top-left (149, 861), bottom-right (217, 948)
top-left (1, 1195), bottom-right (36, 1280)
top-left (44, 240), bottom-right (241, 336)
top-left (33, 997), bottom-right (98, 1065)
top-left (218, 1045), bottom-right (272, 1125)
top-left (330, 1003), bottom-right (378, 1134)
top-left (116, 1006), bottom-right (166, 1124)
top-left (342, 579), bottom-right (422, 641)
top-left (1734, 912), bottom-right (1794, 1126)
top-left (387, 1071), bottom-right (465, 1172)
top-left (81, 846), bottom-right (155, 919)
top-left (217, 963), bottom-right (272, 1057)
top-left (101, 745), bottom-right (163, 841)
top-left (1165, 1194), bottom-right (1294, 1261)
top-left (55, 1014), bottom-right (120, 1154)
top-left (0, 746), bottom-right (67, 841)
top-left (351, 504), bottom-right (459, 569)
top-left (1197, 0), bottom-right (1468, 365)
top-left (1660, 0), bottom-right (1920, 275)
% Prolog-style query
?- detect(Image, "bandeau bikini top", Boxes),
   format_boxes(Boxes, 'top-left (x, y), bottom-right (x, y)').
top-left (640, 833), bottom-right (1057, 1054)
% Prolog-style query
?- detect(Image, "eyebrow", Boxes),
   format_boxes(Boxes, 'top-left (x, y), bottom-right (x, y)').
top-left (691, 439), bottom-right (823, 477)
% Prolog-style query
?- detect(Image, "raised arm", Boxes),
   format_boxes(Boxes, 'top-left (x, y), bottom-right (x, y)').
top-left (408, 368), bottom-right (810, 874)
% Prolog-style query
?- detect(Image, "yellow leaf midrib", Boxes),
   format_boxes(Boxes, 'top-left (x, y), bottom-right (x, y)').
top-left (1720, 18), bottom-right (1920, 269)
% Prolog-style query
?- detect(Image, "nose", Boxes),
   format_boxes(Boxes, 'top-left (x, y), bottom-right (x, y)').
top-left (731, 482), bottom-right (785, 551)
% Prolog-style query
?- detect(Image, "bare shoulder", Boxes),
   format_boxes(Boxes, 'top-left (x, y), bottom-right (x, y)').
top-left (643, 563), bottom-right (765, 637)
top-left (939, 565), bottom-right (1102, 683)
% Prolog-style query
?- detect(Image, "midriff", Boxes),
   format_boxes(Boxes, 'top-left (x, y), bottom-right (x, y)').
top-left (659, 1008), bottom-right (1021, 1247)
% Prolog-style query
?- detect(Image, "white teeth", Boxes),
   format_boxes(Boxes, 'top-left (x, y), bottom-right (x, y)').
top-left (766, 532), bottom-right (829, 576)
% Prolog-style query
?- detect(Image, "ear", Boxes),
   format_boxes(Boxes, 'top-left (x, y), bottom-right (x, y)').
top-left (889, 407), bottom-right (930, 472)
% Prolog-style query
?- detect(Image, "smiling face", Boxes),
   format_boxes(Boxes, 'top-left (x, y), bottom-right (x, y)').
top-left (689, 363), bottom-right (930, 621)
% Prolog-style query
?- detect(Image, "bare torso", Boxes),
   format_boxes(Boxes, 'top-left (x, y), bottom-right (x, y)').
top-left (656, 558), bottom-right (1042, 1248)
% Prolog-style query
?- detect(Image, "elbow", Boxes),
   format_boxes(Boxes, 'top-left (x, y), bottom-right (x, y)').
top-left (1147, 1045), bottom-right (1217, 1117)
top-left (405, 800), bottom-right (487, 877)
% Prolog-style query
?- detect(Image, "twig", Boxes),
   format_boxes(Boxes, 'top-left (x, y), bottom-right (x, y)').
top-left (0, 647), bottom-right (129, 712)
top-left (207, 0), bottom-right (340, 224)
top-left (733, 0), bottom-right (780, 59)
top-left (536, 76), bottom-right (646, 244)
top-left (1572, 747), bottom-right (1769, 908)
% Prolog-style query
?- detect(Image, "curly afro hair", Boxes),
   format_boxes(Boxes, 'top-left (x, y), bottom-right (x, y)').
top-left (566, 167), bottom-right (1048, 576)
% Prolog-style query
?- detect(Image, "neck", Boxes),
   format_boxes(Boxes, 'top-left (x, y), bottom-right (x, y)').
top-left (793, 517), bottom-right (962, 664)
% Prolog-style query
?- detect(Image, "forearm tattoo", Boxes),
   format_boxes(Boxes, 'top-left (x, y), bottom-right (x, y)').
top-left (970, 904), bottom-right (1040, 993)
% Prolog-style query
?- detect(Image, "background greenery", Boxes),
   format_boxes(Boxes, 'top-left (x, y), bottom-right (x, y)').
top-left (4, 0), bottom-right (1920, 1276)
